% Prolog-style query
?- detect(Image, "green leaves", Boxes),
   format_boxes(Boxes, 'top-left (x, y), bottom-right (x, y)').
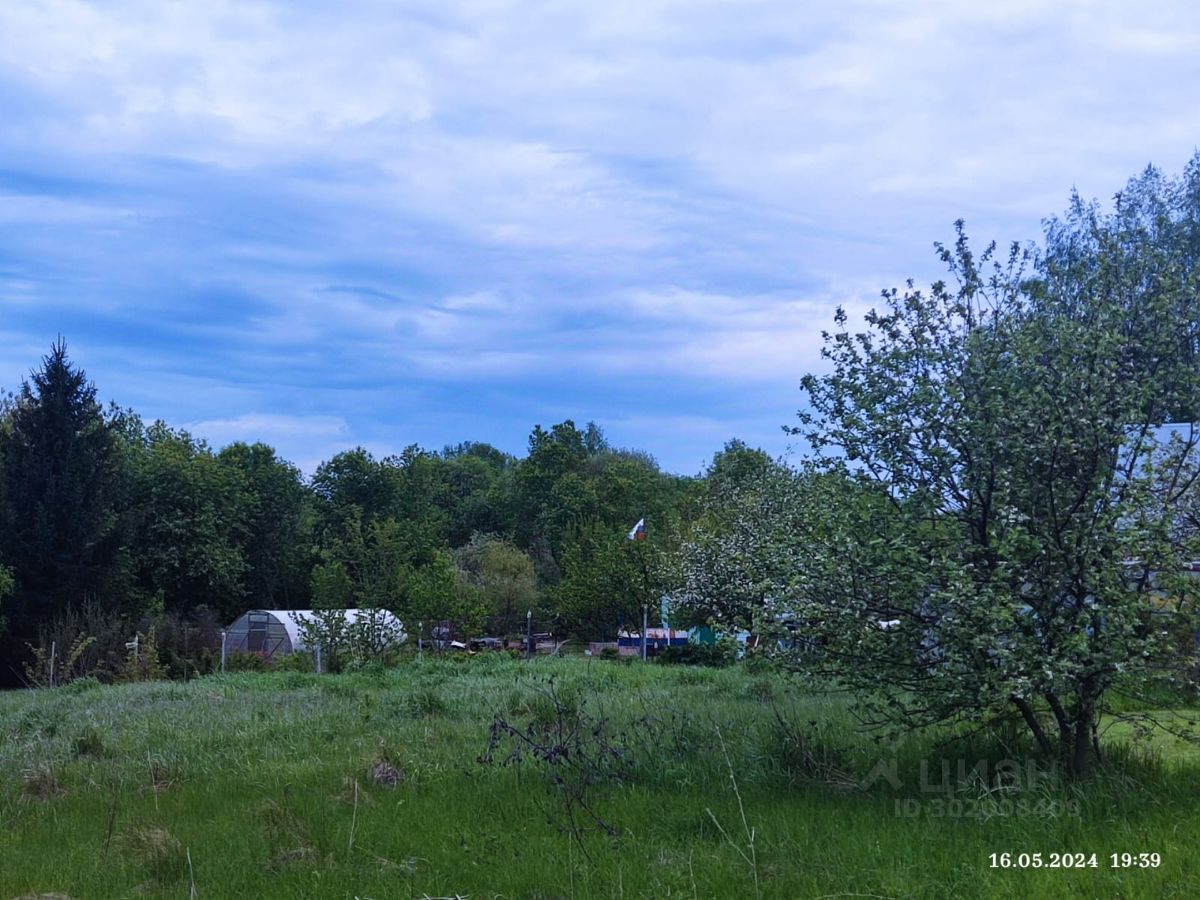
top-left (695, 159), bottom-right (1200, 774)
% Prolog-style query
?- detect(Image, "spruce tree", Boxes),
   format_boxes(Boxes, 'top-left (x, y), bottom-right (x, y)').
top-left (0, 339), bottom-right (120, 625)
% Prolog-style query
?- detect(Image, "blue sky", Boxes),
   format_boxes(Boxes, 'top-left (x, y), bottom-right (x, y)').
top-left (2, 1), bottom-right (1198, 474)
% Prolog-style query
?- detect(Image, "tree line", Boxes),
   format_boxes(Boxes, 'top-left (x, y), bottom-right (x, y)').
top-left (0, 349), bottom-right (723, 683)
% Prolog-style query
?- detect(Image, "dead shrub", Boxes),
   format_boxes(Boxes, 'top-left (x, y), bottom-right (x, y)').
top-left (370, 756), bottom-right (404, 789)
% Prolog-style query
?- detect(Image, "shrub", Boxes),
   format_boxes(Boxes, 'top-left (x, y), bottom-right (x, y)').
top-left (658, 642), bottom-right (734, 668)
top-left (225, 651), bottom-right (269, 673)
top-left (148, 607), bottom-right (220, 679)
top-left (23, 600), bottom-right (131, 684)
top-left (23, 634), bottom-right (98, 688)
top-left (296, 607), bottom-right (405, 673)
top-left (60, 676), bottom-right (102, 695)
top-left (113, 626), bottom-right (168, 683)
top-left (480, 678), bottom-right (637, 850)
top-left (273, 651), bottom-right (315, 673)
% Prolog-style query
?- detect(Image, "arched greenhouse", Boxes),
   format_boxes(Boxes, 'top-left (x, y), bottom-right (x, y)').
top-left (223, 609), bottom-right (405, 659)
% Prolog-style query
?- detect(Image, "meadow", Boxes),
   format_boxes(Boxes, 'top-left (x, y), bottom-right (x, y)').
top-left (1, 656), bottom-right (1198, 899)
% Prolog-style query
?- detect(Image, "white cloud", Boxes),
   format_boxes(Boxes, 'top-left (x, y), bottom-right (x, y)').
top-left (3, 0), bottom-right (1199, 471)
top-left (183, 413), bottom-right (349, 443)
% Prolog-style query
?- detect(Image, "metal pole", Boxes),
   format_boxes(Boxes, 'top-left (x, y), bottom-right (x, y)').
top-left (418, 621), bottom-right (423, 659)
top-left (220, 630), bottom-right (227, 674)
top-left (526, 610), bottom-right (533, 660)
top-left (49, 640), bottom-right (56, 688)
top-left (641, 605), bottom-right (648, 660)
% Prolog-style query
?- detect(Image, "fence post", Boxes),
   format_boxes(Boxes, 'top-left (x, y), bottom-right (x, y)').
top-left (526, 610), bottom-right (533, 660)
top-left (418, 621), bottom-right (423, 659)
top-left (314, 644), bottom-right (323, 675)
top-left (641, 605), bottom-right (648, 660)
top-left (220, 630), bottom-right (227, 674)
top-left (49, 640), bottom-right (57, 688)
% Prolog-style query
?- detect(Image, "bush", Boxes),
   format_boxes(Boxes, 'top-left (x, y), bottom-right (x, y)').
top-left (225, 651), bottom-right (269, 673)
top-left (657, 642), bottom-right (734, 668)
top-left (23, 601), bottom-right (130, 684)
top-left (114, 625), bottom-right (169, 683)
top-left (273, 651), bottom-right (316, 673)
top-left (60, 675), bottom-right (102, 695)
top-left (295, 607), bottom-right (405, 673)
top-left (149, 607), bottom-right (220, 679)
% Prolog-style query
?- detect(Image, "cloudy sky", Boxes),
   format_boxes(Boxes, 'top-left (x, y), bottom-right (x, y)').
top-left (1, 1), bottom-right (1197, 474)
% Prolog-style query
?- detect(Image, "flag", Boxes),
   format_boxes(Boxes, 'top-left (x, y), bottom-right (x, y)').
top-left (626, 518), bottom-right (646, 541)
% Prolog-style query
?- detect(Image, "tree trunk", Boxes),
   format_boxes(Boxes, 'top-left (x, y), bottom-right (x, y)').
top-left (1012, 695), bottom-right (1053, 755)
top-left (1071, 708), bottom-right (1092, 778)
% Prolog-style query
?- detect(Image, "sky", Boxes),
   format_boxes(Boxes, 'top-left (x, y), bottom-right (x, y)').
top-left (1, 1), bottom-right (1198, 475)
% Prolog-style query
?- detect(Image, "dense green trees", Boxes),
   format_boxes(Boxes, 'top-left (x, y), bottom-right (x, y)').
top-left (0, 347), bottom-right (699, 681)
top-left (453, 534), bottom-right (539, 636)
top-left (555, 521), bottom-right (661, 639)
top-left (217, 442), bottom-right (312, 608)
top-left (123, 422), bottom-right (249, 619)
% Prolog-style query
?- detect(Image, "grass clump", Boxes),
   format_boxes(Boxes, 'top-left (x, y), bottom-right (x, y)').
top-left (19, 764), bottom-right (64, 801)
top-left (404, 685), bottom-right (449, 717)
top-left (258, 798), bottom-right (318, 871)
top-left (115, 824), bottom-right (186, 882)
top-left (71, 726), bottom-right (107, 759)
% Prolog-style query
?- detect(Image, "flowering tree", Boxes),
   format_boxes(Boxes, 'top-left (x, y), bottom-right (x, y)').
top-left (684, 163), bottom-right (1200, 777)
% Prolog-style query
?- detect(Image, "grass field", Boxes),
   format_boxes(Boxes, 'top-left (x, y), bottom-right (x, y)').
top-left (1, 656), bottom-right (1199, 899)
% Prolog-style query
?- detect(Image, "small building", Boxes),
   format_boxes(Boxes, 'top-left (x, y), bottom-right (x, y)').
top-left (616, 627), bottom-right (690, 656)
top-left (223, 609), bottom-right (405, 659)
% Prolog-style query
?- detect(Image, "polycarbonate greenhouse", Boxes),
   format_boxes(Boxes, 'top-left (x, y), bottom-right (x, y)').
top-left (222, 609), bottom-right (405, 659)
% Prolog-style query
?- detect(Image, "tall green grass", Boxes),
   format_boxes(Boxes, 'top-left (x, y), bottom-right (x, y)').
top-left (0, 656), bottom-right (1197, 898)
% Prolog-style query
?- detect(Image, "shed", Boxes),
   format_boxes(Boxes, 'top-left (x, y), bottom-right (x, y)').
top-left (223, 609), bottom-right (405, 659)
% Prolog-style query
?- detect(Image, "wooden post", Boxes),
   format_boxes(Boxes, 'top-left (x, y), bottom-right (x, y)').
top-left (315, 644), bottom-right (323, 675)
top-left (49, 640), bottom-right (57, 688)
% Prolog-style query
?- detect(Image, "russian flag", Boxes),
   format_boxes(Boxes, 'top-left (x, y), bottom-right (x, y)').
top-left (626, 518), bottom-right (646, 541)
